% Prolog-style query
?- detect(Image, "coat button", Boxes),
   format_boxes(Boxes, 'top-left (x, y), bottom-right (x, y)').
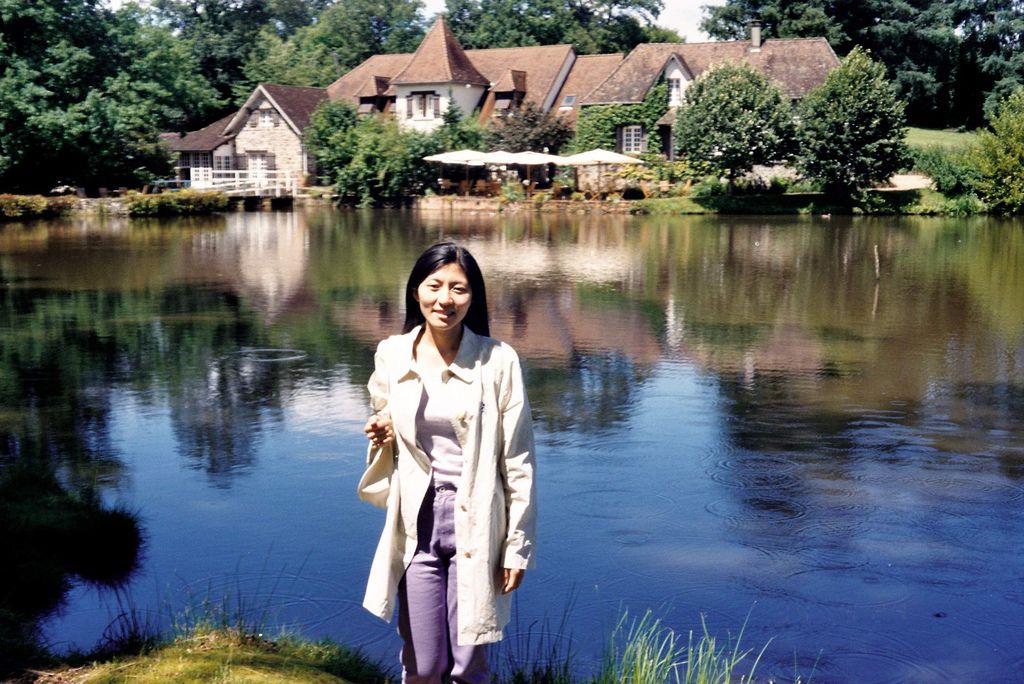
top-left (463, 551), bottom-right (472, 558)
top-left (460, 503), bottom-right (468, 512)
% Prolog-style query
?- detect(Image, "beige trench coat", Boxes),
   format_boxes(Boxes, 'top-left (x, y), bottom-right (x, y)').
top-left (357, 325), bottom-right (537, 646)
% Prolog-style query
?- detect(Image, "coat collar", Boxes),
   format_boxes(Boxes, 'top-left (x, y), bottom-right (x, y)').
top-left (394, 325), bottom-right (482, 383)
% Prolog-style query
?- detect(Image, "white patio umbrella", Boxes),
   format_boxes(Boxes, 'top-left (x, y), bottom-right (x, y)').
top-left (561, 148), bottom-right (645, 196)
top-left (478, 150), bottom-right (566, 196)
top-left (423, 149), bottom-right (487, 194)
top-left (422, 149), bottom-right (487, 164)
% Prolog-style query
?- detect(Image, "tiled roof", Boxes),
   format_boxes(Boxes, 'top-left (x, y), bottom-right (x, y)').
top-left (259, 83), bottom-right (328, 132)
top-left (552, 53), bottom-right (624, 124)
top-left (582, 38), bottom-right (840, 104)
top-left (161, 113), bottom-right (235, 152)
top-left (464, 44), bottom-right (575, 108)
top-left (390, 17), bottom-right (489, 86)
top-left (325, 44), bottom-right (575, 111)
top-left (326, 53), bottom-right (410, 101)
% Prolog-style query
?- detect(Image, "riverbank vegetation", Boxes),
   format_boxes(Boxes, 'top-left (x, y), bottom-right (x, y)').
top-left (22, 609), bottom-right (781, 684)
top-left (122, 189), bottom-right (229, 217)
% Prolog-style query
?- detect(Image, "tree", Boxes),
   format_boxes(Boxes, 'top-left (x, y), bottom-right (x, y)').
top-left (327, 117), bottom-right (441, 206)
top-left (238, 0), bottom-right (426, 97)
top-left (0, 0), bottom-right (217, 191)
top-left (968, 88), bottom-right (1024, 214)
top-left (483, 103), bottom-right (573, 153)
top-left (433, 101), bottom-right (485, 151)
top-left (673, 63), bottom-right (795, 188)
top-left (304, 101), bottom-right (360, 186)
top-left (794, 47), bottom-right (910, 197)
top-left (153, 0), bottom-right (276, 108)
top-left (445, 0), bottom-right (664, 54)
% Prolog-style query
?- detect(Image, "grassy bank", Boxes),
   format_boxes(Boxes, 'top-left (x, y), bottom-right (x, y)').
top-left (24, 608), bottom-right (785, 684)
top-left (32, 630), bottom-right (382, 683)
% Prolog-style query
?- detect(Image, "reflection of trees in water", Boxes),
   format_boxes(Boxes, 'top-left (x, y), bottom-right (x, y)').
top-left (526, 352), bottom-right (648, 434)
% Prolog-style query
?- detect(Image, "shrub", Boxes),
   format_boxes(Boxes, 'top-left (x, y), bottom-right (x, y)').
top-left (0, 194), bottom-right (48, 219)
top-left (124, 190), bottom-right (228, 216)
top-left (968, 88), bottom-right (1024, 214)
top-left (910, 146), bottom-right (980, 196)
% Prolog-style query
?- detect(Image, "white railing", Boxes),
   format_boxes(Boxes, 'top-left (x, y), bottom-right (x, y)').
top-left (187, 168), bottom-right (298, 197)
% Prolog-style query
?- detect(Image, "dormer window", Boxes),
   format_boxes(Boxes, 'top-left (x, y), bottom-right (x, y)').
top-left (560, 95), bottom-right (576, 109)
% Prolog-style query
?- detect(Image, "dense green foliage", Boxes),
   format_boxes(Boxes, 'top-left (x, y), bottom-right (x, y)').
top-left (910, 146), bottom-right (981, 197)
top-left (968, 89), bottom-right (1024, 213)
top-left (303, 101), bottom-right (362, 186)
top-left (483, 103), bottom-right (574, 153)
top-left (795, 47), bottom-right (910, 197)
top-left (0, 0), bottom-right (219, 193)
top-left (123, 189), bottom-right (229, 216)
top-left (674, 63), bottom-right (795, 185)
top-left (0, 194), bottom-right (74, 220)
top-left (330, 117), bottom-right (441, 206)
top-left (445, 0), bottom-right (673, 53)
top-left (574, 83), bottom-right (668, 152)
top-left (701, 0), bottom-right (1023, 128)
top-left (239, 0), bottom-right (426, 94)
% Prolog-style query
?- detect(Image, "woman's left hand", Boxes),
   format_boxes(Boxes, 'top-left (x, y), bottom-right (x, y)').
top-left (501, 568), bottom-right (525, 594)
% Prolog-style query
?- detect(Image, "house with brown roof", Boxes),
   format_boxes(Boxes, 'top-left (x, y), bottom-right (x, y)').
top-left (163, 83), bottom-right (326, 187)
top-left (579, 25), bottom-right (840, 156)
top-left (164, 18), bottom-right (839, 186)
top-left (325, 18), bottom-right (576, 131)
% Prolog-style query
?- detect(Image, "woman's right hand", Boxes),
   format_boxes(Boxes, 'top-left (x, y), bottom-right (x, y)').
top-left (364, 413), bottom-right (394, 447)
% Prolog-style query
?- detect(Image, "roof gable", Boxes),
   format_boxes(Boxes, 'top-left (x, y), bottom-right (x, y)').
top-left (390, 17), bottom-right (489, 86)
top-left (225, 84), bottom-right (327, 136)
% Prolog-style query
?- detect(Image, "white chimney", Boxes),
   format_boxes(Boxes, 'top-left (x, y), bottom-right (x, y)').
top-left (750, 19), bottom-right (763, 51)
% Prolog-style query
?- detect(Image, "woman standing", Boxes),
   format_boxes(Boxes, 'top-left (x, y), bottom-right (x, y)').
top-left (358, 242), bottom-right (537, 684)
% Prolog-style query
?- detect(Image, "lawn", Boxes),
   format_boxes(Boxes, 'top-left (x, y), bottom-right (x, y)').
top-left (906, 127), bottom-right (977, 150)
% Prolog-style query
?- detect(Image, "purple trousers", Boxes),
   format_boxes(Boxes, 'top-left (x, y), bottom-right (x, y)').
top-left (397, 484), bottom-right (489, 684)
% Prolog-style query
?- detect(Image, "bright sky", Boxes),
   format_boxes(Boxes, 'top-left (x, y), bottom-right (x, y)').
top-left (420, 0), bottom-right (725, 42)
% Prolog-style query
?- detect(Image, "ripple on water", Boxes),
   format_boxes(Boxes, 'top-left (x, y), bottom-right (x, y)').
top-left (776, 623), bottom-right (947, 684)
top-left (233, 347), bottom-right (308, 363)
top-left (705, 496), bottom-right (808, 527)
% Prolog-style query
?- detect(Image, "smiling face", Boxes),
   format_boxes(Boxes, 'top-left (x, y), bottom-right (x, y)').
top-left (414, 262), bottom-right (472, 334)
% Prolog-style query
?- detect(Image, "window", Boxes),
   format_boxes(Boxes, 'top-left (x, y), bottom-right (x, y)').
top-left (622, 125), bottom-right (644, 153)
top-left (668, 78), bottom-right (682, 105)
top-left (214, 155), bottom-right (232, 170)
top-left (560, 94), bottom-right (576, 108)
top-left (260, 109), bottom-right (274, 127)
top-left (409, 92), bottom-right (439, 118)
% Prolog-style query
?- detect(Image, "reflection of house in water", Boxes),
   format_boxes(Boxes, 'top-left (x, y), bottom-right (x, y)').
top-left (187, 211), bottom-right (313, 320)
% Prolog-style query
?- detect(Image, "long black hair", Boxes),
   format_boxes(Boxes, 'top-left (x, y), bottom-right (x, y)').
top-left (402, 242), bottom-right (490, 337)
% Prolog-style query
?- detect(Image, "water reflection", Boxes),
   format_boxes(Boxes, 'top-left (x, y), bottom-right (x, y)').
top-left (0, 210), bottom-right (1022, 680)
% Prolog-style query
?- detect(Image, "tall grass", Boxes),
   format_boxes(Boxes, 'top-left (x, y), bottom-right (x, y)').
top-left (591, 609), bottom-right (772, 684)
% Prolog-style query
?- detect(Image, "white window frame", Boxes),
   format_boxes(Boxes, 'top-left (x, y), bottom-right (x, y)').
top-left (668, 78), bottom-right (682, 105)
top-left (260, 109), bottom-right (274, 127)
top-left (622, 125), bottom-right (644, 153)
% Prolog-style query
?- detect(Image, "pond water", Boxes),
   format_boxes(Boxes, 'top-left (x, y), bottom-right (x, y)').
top-left (1, 208), bottom-right (1023, 681)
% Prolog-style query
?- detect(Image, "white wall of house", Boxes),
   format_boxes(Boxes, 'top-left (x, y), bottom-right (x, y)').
top-left (394, 83), bottom-right (486, 133)
top-left (233, 98), bottom-right (309, 179)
